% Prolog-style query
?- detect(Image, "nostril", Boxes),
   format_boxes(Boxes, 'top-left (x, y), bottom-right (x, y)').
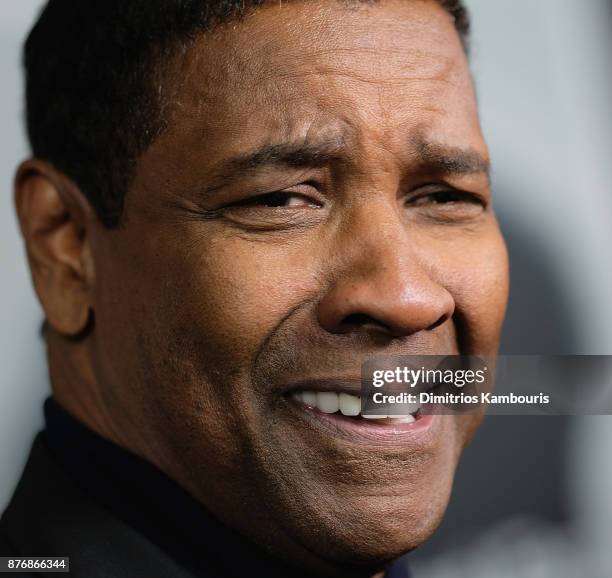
top-left (427, 313), bottom-right (448, 331)
top-left (337, 313), bottom-right (388, 334)
top-left (342, 313), bottom-right (375, 327)
top-left (339, 312), bottom-right (449, 334)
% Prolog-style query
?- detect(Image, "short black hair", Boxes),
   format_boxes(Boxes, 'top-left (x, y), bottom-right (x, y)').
top-left (24, 0), bottom-right (470, 228)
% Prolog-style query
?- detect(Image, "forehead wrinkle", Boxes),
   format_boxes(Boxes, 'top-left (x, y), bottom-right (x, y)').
top-left (159, 1), bottom-right (467, 144)
top-left (250, 46), bottom-right (459, 93)
top-left (181, 0), bottom-right (464, 98)
top-left (265, 67), bottom-right (459, 91)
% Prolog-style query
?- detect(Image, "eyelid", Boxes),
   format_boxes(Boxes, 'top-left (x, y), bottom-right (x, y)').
top-left (224, 183), bottom-right (323, 209)
top-left (211, 187), bottom-right (328, 232)
top-left (407, 184), bottom-right (488, 206)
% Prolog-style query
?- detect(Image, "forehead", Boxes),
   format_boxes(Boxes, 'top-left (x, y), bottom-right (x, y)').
top-left (155, 0), bottom-right (482, 173)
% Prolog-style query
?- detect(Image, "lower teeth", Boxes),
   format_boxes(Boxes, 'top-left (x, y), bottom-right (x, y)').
top-left (341, 412), bottom-right (418, 423)
top-left (362, 415), bottom-right (416, 424)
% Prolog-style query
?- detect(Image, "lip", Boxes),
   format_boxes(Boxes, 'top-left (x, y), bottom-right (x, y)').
top-left (281, 376), bottom-right (440, 397)
top-left (284, 394), bottom-right (440, 445)
top-left (281, 378), bottom-right (363, 397)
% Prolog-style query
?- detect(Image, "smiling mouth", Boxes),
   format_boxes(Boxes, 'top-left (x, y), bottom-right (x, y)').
top-left (289, 390), bottom-right (422, 425)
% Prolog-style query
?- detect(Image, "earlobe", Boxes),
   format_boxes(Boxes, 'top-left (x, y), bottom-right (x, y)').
top-left (14, 159), bottom-right (95, 337)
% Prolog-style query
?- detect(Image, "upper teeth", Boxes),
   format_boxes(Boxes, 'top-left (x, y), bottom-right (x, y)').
top-left (292, 391), bottom-right (419, 422)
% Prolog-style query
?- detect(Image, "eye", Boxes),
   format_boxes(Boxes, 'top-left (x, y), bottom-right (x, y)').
top-left (406, 186), bottom-right (487, 224)
top-left (410, 189), bottom-right (485, 207)
top-left (228, 191), bottom-right (321, 209)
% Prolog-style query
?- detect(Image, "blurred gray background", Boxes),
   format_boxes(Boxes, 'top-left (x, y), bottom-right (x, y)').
top-left (2, 1), bottom-right (612, 576)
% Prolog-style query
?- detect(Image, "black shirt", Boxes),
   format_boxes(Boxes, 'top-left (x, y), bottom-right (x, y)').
top-left (43, 398), bottom-right (411, 578)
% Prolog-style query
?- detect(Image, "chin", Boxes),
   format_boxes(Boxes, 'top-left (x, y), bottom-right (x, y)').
top-left (244, 407), bottom-right (465, 566)
top-left (274, 463), bottom-right (457, 570)
top-left (329, 492), bottom-right (451, 564)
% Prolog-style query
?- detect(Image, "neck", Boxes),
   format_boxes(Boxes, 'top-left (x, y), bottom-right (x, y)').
top-left (47, 330), bottom-right (123, 449)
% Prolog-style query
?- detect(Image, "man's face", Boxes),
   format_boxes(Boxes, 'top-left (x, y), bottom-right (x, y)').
top-left (87, 0), bottom-right (508, 570)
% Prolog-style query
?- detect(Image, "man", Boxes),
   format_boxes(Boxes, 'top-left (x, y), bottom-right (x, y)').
top-left (1, 0), bottom-right (509, 576)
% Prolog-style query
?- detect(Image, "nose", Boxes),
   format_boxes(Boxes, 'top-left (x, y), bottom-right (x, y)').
top-left (317, 207), bottom-right (455, 338)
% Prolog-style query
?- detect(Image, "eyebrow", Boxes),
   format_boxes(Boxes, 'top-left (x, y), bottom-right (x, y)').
top-left (203, 138), bottom-right (346, 194)
top-left (411, 133), bottom-right (491, 183)
top-left (203, 131), bottom-right (490, 194)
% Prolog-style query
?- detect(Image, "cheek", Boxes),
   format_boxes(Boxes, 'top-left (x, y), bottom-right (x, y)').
top-left (420, 224), bottom-right (509, 353)
top-left (459, 237), bottom-right (509, 351)
top-left (165, 235), bottom-right (318, 370)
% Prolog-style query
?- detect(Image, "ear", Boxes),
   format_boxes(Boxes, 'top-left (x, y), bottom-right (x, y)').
top-left (14, 159), bottom-right (96, 337)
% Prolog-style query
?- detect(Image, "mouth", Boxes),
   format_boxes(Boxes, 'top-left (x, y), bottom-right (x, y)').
top-left (283, 380), bottom-right (437, 442)
top-left (291, 390), bottom-right (421, 423)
